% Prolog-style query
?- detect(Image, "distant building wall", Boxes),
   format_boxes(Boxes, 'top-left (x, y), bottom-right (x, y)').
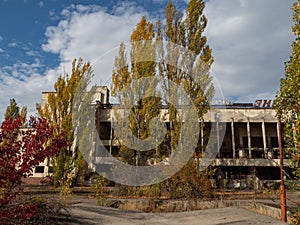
top-left (34, 88), bottom-right (293, 186)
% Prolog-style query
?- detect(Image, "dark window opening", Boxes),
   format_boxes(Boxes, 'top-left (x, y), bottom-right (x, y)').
top-left (270, 137), bottom-right (279, 148)
top-left (98, 122), bottom-right (112, 140)
top-left (48, 166), bottom-right (54, 173)
top-left (243, 137), bottom-right (264, 148)
top-left (35, 166), bottom-right (44, 173)
top-left (256, 167), bottom-right (280, 180)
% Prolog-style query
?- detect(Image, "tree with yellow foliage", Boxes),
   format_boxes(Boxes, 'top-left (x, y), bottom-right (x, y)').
top-left (275, 0), bottom-right (300, 178)
top-left (38, 58), bottom-right (93, 186)
top-left (112, 0), bottom-right (214, 166)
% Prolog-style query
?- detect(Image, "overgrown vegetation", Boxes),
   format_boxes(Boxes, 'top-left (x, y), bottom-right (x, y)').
top-left (37, 58), bottom-right (93, 187)
top-left (111, 0), bottom-right (214, 168)
top-left (5, 98), bottom-right (27, 126)
top-left (0, 116), bottom-right (66, 224)
top-left (99, 160), bottom-right (215, 200)
top-left (275, 0), bottom-right (300, 179)
top-left (289, 206), bottom-right (300, 225)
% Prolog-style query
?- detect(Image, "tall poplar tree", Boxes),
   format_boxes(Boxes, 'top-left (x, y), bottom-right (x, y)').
top-left (38, 58), bottom-right (93, 186)
top-left (157, 0), bottom-right (214, 158)
top-left (5, 98), bottom-right (27, 126)
top-left (159, 0), bottom-right (214, 116)
top-left (112, 16), bottom-right (162, 166)
top-left (111, 0), bottom-right (214, 165)
top-left (5, 99), bottom-right (19, 120)
top-left (275, 0), bottom-right (300, 178)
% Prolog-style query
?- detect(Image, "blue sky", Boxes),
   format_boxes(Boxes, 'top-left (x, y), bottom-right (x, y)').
top-left (0, 0), bottom-right (295, 120)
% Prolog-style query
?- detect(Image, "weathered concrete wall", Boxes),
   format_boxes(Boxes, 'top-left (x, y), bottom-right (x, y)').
top-left (97, 107), bottom-right (277, 123)
top-left (249, 203), bottom-right (282, 220)
top-left (211, 159), bottom-right (290, 167)
top-left (204, 108), bottom-right (276, 123)
top-left (105, 198), bottom-right (283, 222)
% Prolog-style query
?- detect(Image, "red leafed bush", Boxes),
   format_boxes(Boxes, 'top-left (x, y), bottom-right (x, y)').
top-left (0, 203), bottom-right (39, 221)
top-left (0, 116), bottom-right (67, 221)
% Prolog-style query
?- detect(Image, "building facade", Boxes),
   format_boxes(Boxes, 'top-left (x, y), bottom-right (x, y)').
top-left (36, 87), bottom-right (293, 188)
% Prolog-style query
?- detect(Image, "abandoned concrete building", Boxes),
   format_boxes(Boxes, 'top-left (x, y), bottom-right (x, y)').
top-left (36, 86), bottom-right (293, 188)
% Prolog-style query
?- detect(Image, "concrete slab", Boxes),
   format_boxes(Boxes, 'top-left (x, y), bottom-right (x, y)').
top-left (66, 204), bottom-right (287, 225)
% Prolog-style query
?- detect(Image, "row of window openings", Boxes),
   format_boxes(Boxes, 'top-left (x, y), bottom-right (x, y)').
top-left (99, 122), bottom-right (277, 140)
top-left (34, 166), bottom-right (54, 174)
top-left (221, 136), bottom-right (279, 149)
top-left (95, 139), bottom-right (279, 159)
top-left (95, 137), bottom-right (279, 148)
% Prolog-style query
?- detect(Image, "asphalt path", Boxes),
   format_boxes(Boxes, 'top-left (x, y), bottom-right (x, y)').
top-left (66, 203), bottom-right (287, 225)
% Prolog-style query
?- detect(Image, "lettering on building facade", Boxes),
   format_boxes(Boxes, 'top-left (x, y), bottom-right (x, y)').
top-left (254, 99), bottom-right (274, 108)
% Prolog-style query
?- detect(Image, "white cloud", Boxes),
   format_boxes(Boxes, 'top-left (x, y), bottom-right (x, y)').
top-left (41, 0), bottom-right (295, 104)
top-left (25, 50), bottom-right (39, 57)
top-left (0, 60), bottom-right (57, 121)
top-left (49, 9), bottom-right (57, 20)
top-left (42, 20), bottom-right (71, 54)
top-left (0, 0), bottom-right (296, 123)
top-left (0, 3), bottom-right (149, 121)
top-left (204, 0), bottom-right (294, 102)
top-left (38, 1), bottom-right (44, 8)
top-left (8, 42), bottom-right (17, 47)
top-left (42, 3), bottom-right (148, 85)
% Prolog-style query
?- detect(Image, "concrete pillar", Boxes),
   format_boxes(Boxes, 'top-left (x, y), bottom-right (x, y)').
top-left (217, 120), bottom-right (220, 158)
top-left (247, 119), bottom-right (251, 158)
top-left (201, 119), bottom-right (204, 155)
top-left (110, 117), bottom-right (113, 155)
top-left (277, 121), bottom-right (281, 151)
top-left (231, 119), bottom-right (236, 159)
top-left (262, 120), bottom-right (267, 158)
top-left (44, 158), bottom-right (49, 177)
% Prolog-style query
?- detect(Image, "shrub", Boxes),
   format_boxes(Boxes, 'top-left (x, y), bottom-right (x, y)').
top-left (0, 116), bottom-right (67, 223)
